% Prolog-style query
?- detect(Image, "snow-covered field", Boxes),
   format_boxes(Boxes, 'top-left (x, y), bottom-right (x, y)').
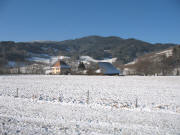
top-left (0, 75), bottom-right (180, 135)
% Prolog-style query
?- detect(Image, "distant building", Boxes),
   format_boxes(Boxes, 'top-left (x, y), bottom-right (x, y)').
top-left (51, 60), bottom-right (71, 75)
top-left (9, 64), bottom-right (44, 74)
top-left (123, 68), bottom-right (136, 75)
top-left (98, 62), bottom-right (120, 75)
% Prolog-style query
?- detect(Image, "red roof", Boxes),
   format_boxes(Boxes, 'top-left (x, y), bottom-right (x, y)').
top-left (52, 60), bottom-right (70, 69)
top-left (52, 60), bottom-right (60, 67)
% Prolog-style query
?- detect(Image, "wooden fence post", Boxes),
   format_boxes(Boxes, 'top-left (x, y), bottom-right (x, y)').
top-left (15, 88), bottom-right (19, 98)
top-left (135, 98), bottom-right (138, 108)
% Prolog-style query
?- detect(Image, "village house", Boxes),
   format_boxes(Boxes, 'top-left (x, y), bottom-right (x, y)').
top-left (9, 64), bottom-right (44, 74)
top-left (123, 67), bottom-right (137, 75)
top-left (51, 60), bottom-right (71, 75)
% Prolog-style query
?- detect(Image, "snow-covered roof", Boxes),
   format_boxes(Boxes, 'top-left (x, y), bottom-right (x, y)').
top-left (98, 62), bottom-right (120, 75)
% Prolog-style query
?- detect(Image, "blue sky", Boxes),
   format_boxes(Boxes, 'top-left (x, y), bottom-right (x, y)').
top-left (0, 0), bottom-right (180, 43)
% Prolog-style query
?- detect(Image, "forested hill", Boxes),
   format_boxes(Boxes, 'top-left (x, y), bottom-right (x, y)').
top-left (0, 36), bottom-right (177, 66)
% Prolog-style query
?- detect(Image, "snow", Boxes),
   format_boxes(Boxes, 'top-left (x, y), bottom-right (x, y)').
top-left (28, 57), bottom-right (50, 63)
top-left (156, 49), bottom-right (173, 57)
top-left (96, 69), bottom-right (101, 73)
top-left (27, 54), bottom-right (116, 65)
top-left (80, 56), bottom-right (97, 63)
top-left (0, 75), bottom-right (180, 135)
top-left (125, 60), bottom-right (137, 66)
top-left (28, 56), bottom-right (70, 64)
top-left (80, 56), bottom-right (117, 64)
top-left (100, 58), bottom-right (117, 63)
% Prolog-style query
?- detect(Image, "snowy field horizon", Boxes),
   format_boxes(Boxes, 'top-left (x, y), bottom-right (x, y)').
top-left (0, 75), bottom-right (180, 135)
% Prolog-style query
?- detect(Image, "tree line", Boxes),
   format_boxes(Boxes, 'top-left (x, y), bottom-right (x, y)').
top-left (129, 46), bottom-right (180, 76)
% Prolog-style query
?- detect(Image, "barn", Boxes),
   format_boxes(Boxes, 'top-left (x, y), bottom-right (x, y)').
top-left (51, 60), bottom-right (71, 75)
top-left (98, 62), bottom-right (120, 75)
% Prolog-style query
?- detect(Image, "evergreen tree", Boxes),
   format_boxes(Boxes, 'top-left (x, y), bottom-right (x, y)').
top-left (78, 62), bottom-right (86, 70)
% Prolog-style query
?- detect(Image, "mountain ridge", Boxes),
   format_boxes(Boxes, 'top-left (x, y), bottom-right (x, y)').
top-left (0, 36), bottom-right (178, 68)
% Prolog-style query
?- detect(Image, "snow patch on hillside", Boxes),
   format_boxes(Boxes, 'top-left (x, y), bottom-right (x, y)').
top-left (156, 49), bottom-right (173, 57)
top-left (80, 56), bottom-right (117, 64)
top-left (28, 56), bottom-right (70, 64)
top-left (28, 55), bottom-right (116, 65)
